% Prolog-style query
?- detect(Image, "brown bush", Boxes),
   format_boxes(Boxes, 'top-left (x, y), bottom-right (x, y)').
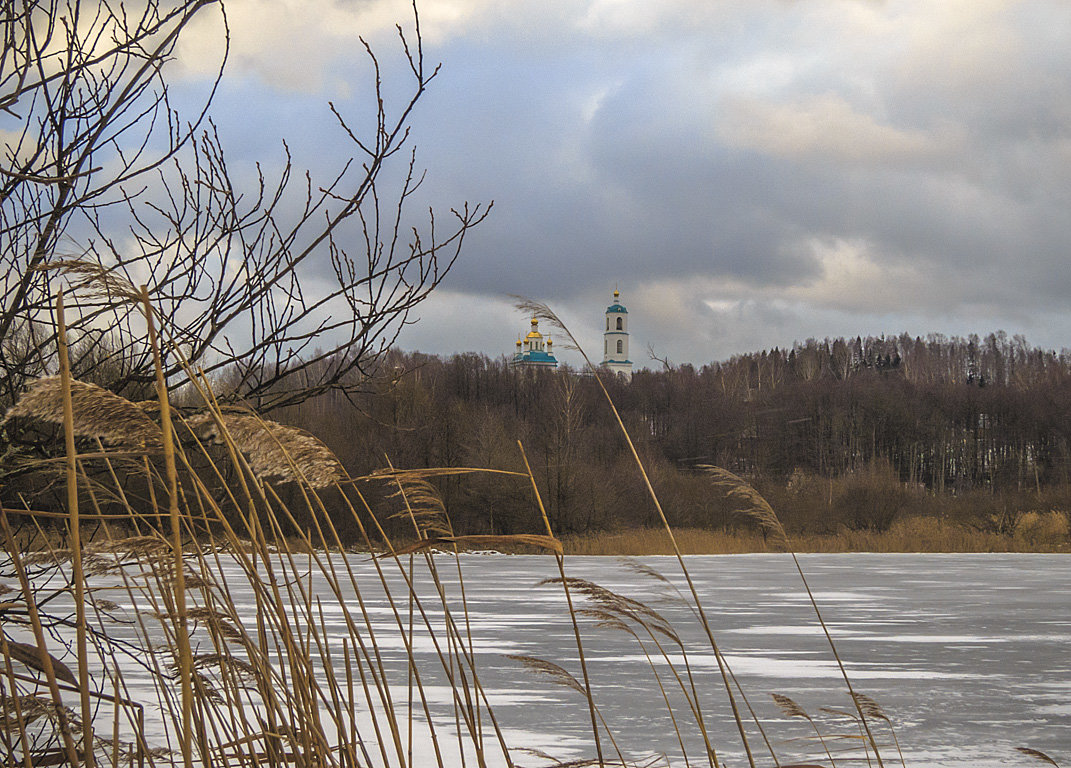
top-left (830, 461), bottom-right (912, 532)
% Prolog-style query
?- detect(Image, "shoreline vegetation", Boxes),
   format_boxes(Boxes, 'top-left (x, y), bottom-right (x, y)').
top-left (11, 517), bottom-right (1070, 556)
top-left (559, 518), bottom-right (1071, 555)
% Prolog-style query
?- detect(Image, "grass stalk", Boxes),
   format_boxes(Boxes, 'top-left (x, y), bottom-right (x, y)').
top-left (704, 464), bottom-right (888, 766)
top-left (55, 290), bottom-right (96, 767)
top-left (139, 284), bottom-right (195, 768)
top-left (579, 608), bottom-right (692, 765)
top-left (0, 508), bottom-right (82, 768)
top-left (0, 632), bottom-right (37, 768)
top-left (772, 694), bottom-right (838, 767)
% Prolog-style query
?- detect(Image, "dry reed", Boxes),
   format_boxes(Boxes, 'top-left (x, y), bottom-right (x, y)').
top-left (1017, 747), bottom-right (1061, 767)
top-left (3, 376), bottom-right (161, 447)
top-left (557, 521), bottom-right (1066, 555)
top-left (185, 410), bottom-right (347, 489)
top-left (700, 465), bottom-right (789, 549)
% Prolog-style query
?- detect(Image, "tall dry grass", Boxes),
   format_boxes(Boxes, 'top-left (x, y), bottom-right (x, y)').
top-left (0, 284), bottom-right (1059, 768)
top-left (560, 517), bottom-right (1071, 555)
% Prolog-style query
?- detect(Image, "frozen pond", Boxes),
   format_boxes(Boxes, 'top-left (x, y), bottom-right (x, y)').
top-left (7, 552), bottom-right (1070, 767)
top-left (319, 552), bottom-right (1070, 767)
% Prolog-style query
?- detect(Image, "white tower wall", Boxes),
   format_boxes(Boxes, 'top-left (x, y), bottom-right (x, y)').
top-left (602, 289), bottom-right (632, 378)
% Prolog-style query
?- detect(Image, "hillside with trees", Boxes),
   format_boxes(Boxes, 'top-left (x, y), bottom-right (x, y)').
top-left (278, 331), bottom-right (1071, 542)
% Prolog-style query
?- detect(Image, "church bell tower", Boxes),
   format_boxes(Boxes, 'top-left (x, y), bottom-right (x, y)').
top-left (602, 289), bottom-right (632, 377)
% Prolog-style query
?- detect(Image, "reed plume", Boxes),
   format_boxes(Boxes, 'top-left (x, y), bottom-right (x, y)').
top-left (4, 376), bottom-right (161, 447)
top-left (853, 692), bottom-right (906, 767)
top-left (700, 465), bottom-right (788, 549)
top-left (1017, 747), bottom-right (1061, 767)
top-left (186, 410), bottom-right (346, 488)
top-left (384, 474), bottom-right (453, 537)
top-left (700, 462), bottom-right (886, 765)
top-left (772, 693), bottom-right (839, 767)
top-left (0, 695), bottom-right (79, 729)
top-left (36, 258), bottom-right (141, 304)
top-left (90, 535), bottom-right (172, 558)
top-left (771, 693), bottom-right (810, 720)
top-left (507, 655), bottom-right (587, 696)
top-left (539, 577), bottom-right (677, 639)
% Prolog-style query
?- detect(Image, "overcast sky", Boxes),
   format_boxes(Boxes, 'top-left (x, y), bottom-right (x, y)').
top-left (177, 0), bottom-right (1071, 369)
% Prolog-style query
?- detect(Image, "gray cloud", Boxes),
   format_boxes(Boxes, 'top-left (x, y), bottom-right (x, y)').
top-left (178, 1), bottom-right (1071, 364)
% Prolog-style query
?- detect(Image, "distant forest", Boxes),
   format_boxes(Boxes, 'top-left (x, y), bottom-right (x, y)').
top-left (281, 331), bottom-right (1071, 538)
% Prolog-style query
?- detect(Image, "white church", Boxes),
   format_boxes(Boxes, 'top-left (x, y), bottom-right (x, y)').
top-left (511, 289), bottom-right (632, 378)
top-left (601, 289), bottom-right (632, 377)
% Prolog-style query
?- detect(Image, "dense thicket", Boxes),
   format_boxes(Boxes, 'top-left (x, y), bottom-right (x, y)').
top-left (279, 331), bottom-right (1071, 538)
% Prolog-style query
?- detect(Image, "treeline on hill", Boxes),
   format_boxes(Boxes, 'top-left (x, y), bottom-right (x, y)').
top-left (271, 331), bottom-right (1071, 541)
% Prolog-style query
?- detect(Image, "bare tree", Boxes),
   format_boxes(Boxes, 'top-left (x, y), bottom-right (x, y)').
top-left (0, 0), bottom-right (489, 414)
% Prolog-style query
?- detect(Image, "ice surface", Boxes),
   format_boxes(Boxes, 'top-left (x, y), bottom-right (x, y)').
top-left (4, 552), bottom-right (1067, 767)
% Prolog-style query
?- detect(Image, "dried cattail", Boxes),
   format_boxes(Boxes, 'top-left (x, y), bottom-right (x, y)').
top-left (186, 410), bottom-right (345, 488)
top-left (4, 377), bottom-right (161, 447)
